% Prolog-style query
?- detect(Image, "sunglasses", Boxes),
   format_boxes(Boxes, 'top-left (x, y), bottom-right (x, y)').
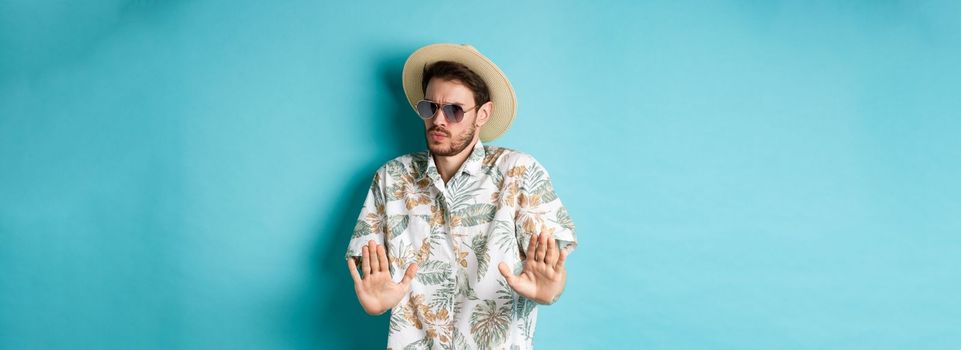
top-left (415, 99), bottom-right (478, 123)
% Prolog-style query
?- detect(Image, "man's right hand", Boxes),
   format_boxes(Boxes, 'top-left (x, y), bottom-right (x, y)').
top-left (346, 239), bottom-right (418, 315)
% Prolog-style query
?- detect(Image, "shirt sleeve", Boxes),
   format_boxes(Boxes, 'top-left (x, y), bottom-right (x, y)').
top-left (514, 155), bottom-right (578, 256)
top-left (345, 166), bottom-right (388, 259)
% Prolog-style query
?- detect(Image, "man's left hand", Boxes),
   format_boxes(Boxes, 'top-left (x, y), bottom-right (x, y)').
top-left (497, 231), bottom-right (569, 304)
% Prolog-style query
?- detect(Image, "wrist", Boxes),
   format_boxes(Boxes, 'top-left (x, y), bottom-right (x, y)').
top-left (534, 290), bottom-right (563, 305)
top-left (364, 305), bottom-right (388, 316)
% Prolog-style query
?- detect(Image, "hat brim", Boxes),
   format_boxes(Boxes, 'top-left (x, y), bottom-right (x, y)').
top-left (402, 43), bottom-right (516, 142)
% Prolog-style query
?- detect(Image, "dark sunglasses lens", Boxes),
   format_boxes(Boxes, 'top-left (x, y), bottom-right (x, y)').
top-left (443, 105), bottom-right (464, 123)
top-left (416, 101), bottom-right (436, 119)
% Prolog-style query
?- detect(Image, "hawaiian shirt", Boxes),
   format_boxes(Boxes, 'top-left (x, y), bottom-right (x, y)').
top-left (345, 140), bottom-right (578, 350)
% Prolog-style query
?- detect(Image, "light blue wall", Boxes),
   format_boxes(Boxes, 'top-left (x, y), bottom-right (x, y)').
top-left (2, 0), bottom-right (959, 349)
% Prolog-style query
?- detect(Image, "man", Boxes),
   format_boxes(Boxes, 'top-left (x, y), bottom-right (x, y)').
top-left (345, 43), bottom-right (578, 349)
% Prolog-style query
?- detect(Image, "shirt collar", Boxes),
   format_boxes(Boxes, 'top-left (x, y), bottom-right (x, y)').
top-left (424, 139), bottom-right (486, 181)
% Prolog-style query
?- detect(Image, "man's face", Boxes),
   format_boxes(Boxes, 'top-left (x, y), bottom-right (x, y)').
top-left (422, 78), bottom-right (490, 157)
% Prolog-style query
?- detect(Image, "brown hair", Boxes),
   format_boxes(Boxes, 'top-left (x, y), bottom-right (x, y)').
top-left (421, 61), bottom-right (491, 107)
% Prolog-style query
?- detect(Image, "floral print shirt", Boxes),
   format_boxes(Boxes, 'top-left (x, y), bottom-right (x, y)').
top-left (345, 140), bottom-right (578, 350)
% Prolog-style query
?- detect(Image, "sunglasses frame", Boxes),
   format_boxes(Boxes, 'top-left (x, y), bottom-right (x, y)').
top-left (415, 99), bottom-right (479, 123)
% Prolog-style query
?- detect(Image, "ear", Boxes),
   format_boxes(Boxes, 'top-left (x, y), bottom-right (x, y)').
top-left (475, 101), bottom-right (494, 127)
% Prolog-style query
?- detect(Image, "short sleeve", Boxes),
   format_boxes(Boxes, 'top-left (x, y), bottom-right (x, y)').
top-left (344, 166), bottom-right (388, 259)
top-left (513, 156), bottom-right (578, 255)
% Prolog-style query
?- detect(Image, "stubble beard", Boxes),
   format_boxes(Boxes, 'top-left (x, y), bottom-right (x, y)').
top-left (427, 122), bottom-right (476, 157)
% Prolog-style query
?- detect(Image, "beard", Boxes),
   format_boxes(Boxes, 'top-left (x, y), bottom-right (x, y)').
top-left (426, 122), bottom-right (477, 157)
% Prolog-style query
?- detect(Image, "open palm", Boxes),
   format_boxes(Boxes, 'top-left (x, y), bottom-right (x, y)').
top-left (347, 239), bottom-right (418, 315)
top-left (498, 232), bottom-right (569, 305)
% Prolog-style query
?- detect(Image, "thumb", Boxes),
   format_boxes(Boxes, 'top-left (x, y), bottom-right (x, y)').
top-left (399, 262), bottom-right (418, 287)
top-left (498, 262), bottom-right (515, 284)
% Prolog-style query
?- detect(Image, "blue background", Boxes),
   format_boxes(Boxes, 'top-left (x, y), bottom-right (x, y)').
top-left (2, 0), bottom-right (959, 349)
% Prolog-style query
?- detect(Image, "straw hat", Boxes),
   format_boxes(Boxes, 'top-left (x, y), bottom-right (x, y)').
top-left (402, 43), bottom-right (517, 142)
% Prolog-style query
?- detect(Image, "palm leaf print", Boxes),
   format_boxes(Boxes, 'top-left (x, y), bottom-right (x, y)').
top-left (388, 158), bottom-right (412, 177)
top-left (429, 278), bottom-right (456, 311)
top-left (402, 336), bottom-right (434, 350)
top-left (471, 234), bottom-right (490, 281)
top-left (522, 163), bottom-right (548, 192)
top-left (491, 219), bottom-right (515, 252)
top-left (470, 300), bottom-right (510, 350)
top-left (415, 260), bottom-right (452, 286)
top-left (452, 298), bottom-right (466, 323)
top-left (455, 267), bottom-right (479, 300)
top-left (370, 172), bottom-right (385, 205)
top-left (529, 179), bottom-right (557, 203)
top-left (351, 219), bottom-right (371, 239)
top-left (453, 204), bottom-right (496, 227)
top-left (495, 279), bottom-right (514, 302)
top-left (409, 151), bottom-right (429, 176)
top-left (451, 329), bottom-right (470, 350)
top-left (520, 315), bottom-right (535, 341)
top-left (483, 165), bottom-right (504, 189)
top-left (387, 215), bottom-right (409, 241)
top-left (389, 307), bottom-right (410, 333)
top-left (556, 206), bottom-right (575, 231)
top-left (446, 176), bottom-right (482, 211)
top-left (469, 144), bottom-right (485, 159)
top-left (428, 224), bottom-right (447, 252)
top-left (513, 295), bottom-right (536, 320)
top-left (383, 160), bottom-right (408, 201)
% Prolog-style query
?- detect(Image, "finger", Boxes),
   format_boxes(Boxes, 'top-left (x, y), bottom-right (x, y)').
top-left (498, 262), bottom-right (516, 284)
top-left (535, 231), bottom-right (548, 262)
top-left (347, 258), bottom-right (362, 283)
top-left (545, 235), bottom-right (558, 267)
top-left (361, 244), bottom-right (372, 276)
top-left (376, 243), bottom-right (389, 273)
top-left (400, 262), bottom-right (418, 287)
top-left (555, 248), bottom-right (569, 270)
top-left (525, 234), bottom-right (538, 261)
top-left (368, 240), bottom-right (380, 272)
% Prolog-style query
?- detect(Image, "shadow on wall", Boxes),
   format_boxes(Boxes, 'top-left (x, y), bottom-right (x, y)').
top-left (282, 48), bottom-right (425, 349)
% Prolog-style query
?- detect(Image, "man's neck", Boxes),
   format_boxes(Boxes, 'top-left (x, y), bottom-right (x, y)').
top-left (432, 138), bottom-right (478, 185)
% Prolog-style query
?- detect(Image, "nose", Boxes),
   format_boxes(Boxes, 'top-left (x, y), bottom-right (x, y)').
top-left (430, 108), bottom-right (447, 128)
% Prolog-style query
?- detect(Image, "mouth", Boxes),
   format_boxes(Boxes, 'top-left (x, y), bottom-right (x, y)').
top-left (430, 131), bottom-right (448, 141)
